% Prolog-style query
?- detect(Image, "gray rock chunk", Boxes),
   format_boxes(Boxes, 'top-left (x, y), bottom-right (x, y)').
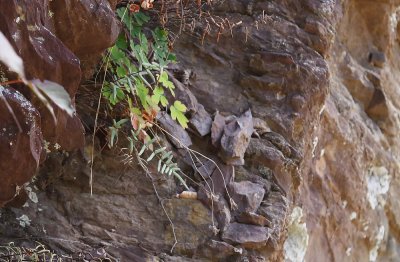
top-left (221, 222), bottom-right (270, 249)
top-left (189, 104), bottom-right (212, 136)
top-left (218, 109), bottom-right (254, 165)
top-left (196, 240), bottom-right (242, 259)
top-left (211, 111), bottom-right (226, 147)
top-left (156, 112), bottom-right (192, 149)
top-left (228, 181), bottom-right (265, 213)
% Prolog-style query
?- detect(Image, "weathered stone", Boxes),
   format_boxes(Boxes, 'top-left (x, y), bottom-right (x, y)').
top-left (0, 0), bottom-right (121, 207)
top-left (164, 198), bottom-right (218, 254)
top-left (189, 104), bottom-right (212, 137)
top-left (197, 185), bottom-right (231, 232)
top-left (157, 111), bottom-right (192, 149)
top-left (0, 87), bottom-right (42, 207)
top-left (196, 240), bottom-right (242, 259)
top-left (258, 190), bottom-right (288, 249)
top-left (219, 109), bottom-right (253, 165)
top-left (228, 181), bottom-right (265, 213)
top-left (252, 117), bottom-right (271, 136)
top-left (5, 0), bottom-right (400, 261)
top-left (50, 0), bottom-right (120, 77)
top-left (245, 139), bottom-right (294, 193)
top-left (236, 212), bottom-right (271, 227)
top-left (222, 222), bottom-right (270, 249)
top-left (0, 1), bottom-right (87, 152)
top-left (210, 163), bottom-right (235, 195)
top-left (167, 73), bottom-right (199, 113)
top-left (368, 51), bottom-right (386, 68)
top-left (211, 111), bottom-right (226, 147)
top-left (235, 166), bottom-right (272, 193)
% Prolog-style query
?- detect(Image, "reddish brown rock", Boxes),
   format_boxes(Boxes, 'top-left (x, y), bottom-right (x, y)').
top-left (50, 0), bottom-right (120, 78)
top-left (0, 0), bottom-right (84, 151)
top-left (236, 212), bottom-right (271, 227)
top-left (0, 0), bottom-right (119, 206)
top-left (0, 87), bottom-right (42, 206)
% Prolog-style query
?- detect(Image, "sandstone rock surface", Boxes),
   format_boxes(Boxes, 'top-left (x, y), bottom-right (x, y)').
top-left (1, 0), bottom-right (400, 261)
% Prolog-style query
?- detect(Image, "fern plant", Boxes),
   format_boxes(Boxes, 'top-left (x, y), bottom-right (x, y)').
top-left (101, 6), bottom-right (190, 189)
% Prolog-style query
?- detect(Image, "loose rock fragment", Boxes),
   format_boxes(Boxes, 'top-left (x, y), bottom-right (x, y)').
top-left (228, 181), bottom-right (265, 213)
top-left (189, 104), bottom-right (213, 136)
top-left (211, 110), bottom-right (254, 165)
top-left (222, 222), bottom-right (270, 249)
top-left (236, 212), bottom-right (271, 227)
top-left (157, 112), bottom-right (192, 149)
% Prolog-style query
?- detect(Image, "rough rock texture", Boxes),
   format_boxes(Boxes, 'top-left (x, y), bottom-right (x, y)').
top-left (0, 0), bottom-right (118, 206)
top-left (2, 0), bottom-right (400, 261)
top-left (303, 1), bottom-right (400, 261)
top-left (0, 87), bottom-right (42, 206)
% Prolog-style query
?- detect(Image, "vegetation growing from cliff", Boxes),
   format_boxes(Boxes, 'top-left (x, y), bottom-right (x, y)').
top-left (95, 5), bottom-right (190, 191)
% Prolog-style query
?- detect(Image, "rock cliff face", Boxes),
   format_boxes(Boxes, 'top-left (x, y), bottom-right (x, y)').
top-left (1, 0), bottom-right (400, 261)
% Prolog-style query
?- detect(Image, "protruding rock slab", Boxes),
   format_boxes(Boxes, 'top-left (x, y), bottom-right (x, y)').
top-left (196, 240), bottom-right (242, 259)
top-left (228, 181), bottom-right (265, 213)
top-left (189, 104), bottom-right (212, 136)
top-left (211, 111), bottom-right (226, 146)
top-left (236, 212), bottom-right (271, 227)
top-left (211, 110), bottom-right (254, 165)
top-left (219, 110), bottom-right (253, 165)
top-left (222, 222), bottom-right (270, 249)
top-left (157, 112), bottom-right (192, 149)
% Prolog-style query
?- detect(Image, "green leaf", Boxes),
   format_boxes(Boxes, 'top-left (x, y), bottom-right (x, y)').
top-left (151, 86), bottom-right (164, 105)
top-left (161, 151), bottom-right (172, 161)
top-left (173, 100), bottom-right (187, 112)
top-left (131, 107), bottom-right (142, 116)
top-left (176, 114), bottom-right (189, 129)
top-left (167, 53), bottom-right (177, 62)
top-left (170, 105), bottom-right (178, 120)
top-left (147, 152), bottom-right (156, 162)
top-left (139, 33), bottom-right (149, 55)
top-left (138, 144), bottom-right (146, 156)
top-left (133, 12), bottom-right (150, 26)
top-left (158, 72), bottom-right (175, 95)
top-left (161, 163), bottom-right (167, 174)
top-left (31, 79), bottom-right (75, 116)
top-left (109, 127), bottom-right (118, 147)
top-left (110, 47), bottom-right (125, 60)
top-left (116, 66), bottom-right (127, 78)
top-left (135, 80), bottom-right (149, 109)
top-left (154, 86), bottom-right (164, 96)
top-left (160, 96), bottom-right (168, 107)
top-left (117, 8), bottom-right (133, 27)
top-left (158, 159), bottom-right (162, 172)
top-left (102, 83), bottom-right (124, 105)
top-left (128, 137), bottom-right (134, 153)
top-left (115, 118), bottom-right (129, 128)
top-left (154, 147), bottom-right (167, 154)
top-left (116, 34), bottom-right (128, 50)
top-left (152, 27), bottom-right (168, 42)
top-left (170, 102), bottom-right (189, 129)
